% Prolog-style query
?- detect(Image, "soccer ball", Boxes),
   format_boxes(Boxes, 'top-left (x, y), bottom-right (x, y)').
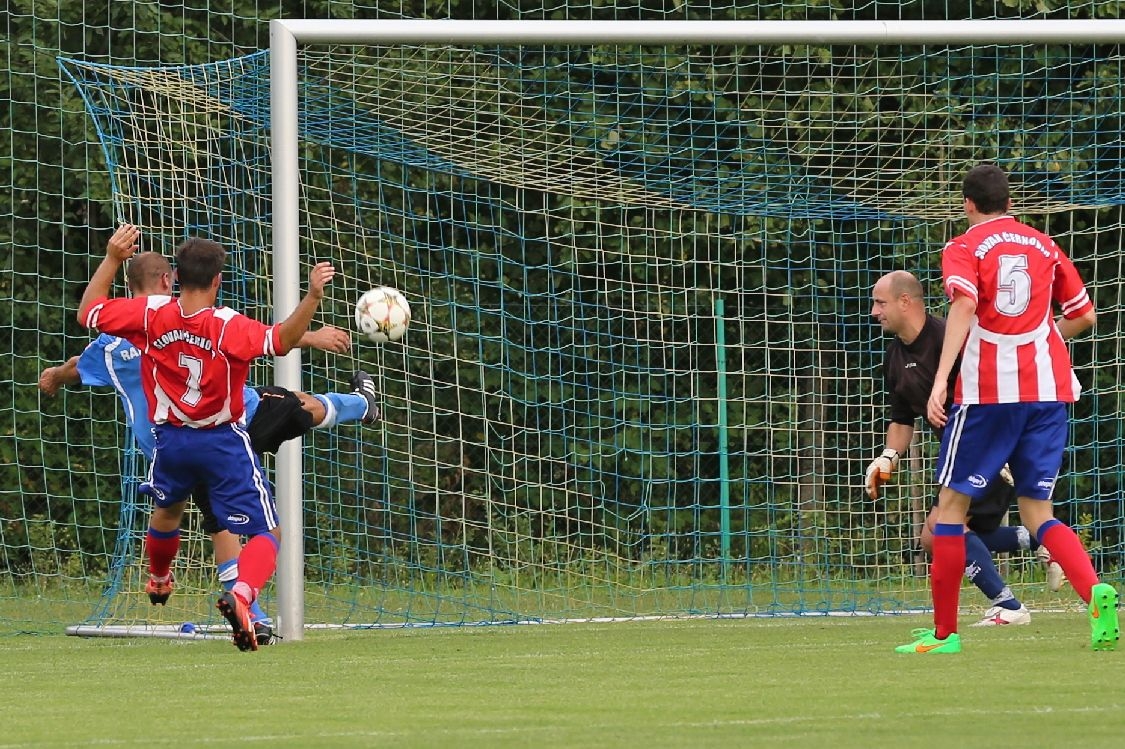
top-left (355, 286), bottom-right (411, 343)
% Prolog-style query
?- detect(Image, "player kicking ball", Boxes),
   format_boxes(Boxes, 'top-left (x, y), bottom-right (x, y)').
top-left (44, 245), bottom-right (379, 646)
top-left (77, 225), bottom-right (337, 651)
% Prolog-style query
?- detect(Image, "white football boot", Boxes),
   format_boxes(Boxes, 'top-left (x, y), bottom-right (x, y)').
top-left (971, 604), bottom-right (1032, 627)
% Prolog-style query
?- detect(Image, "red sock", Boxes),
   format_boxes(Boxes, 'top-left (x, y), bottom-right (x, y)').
top-left (145, 528), bottom-right (180, 578)
top-left (235, 533), bottom-right (279, 602)
top-left (932, 530), bottom-right (965, 640)
top-left (1040, 522), bottom-right (1098, 603)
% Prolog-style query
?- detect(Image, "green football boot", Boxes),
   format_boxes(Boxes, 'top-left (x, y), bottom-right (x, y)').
top-left (1089, 582), bottom-right (1120, 652)
top-left (894, 628), bottom-right (962, 654)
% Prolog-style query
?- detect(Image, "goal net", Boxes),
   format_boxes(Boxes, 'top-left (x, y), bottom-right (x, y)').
top-left (50, 25), bottom-right (1125, 635)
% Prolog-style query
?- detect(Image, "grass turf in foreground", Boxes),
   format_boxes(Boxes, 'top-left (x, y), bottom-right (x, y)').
top-left (2, 613), bottom-right (1123, 748)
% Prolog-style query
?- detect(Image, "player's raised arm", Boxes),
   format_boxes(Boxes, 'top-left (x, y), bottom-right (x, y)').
top-left (276, 262), bottom-right (336, 353)
top-left (77, 224), bottom-right (141, 324)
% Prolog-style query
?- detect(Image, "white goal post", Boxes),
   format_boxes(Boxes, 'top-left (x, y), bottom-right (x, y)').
top-left (268, 18), bottom-right (1125, 642)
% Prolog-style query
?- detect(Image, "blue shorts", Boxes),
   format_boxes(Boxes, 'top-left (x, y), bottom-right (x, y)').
top-left (140, 423), bottom-right (278, 536)
top-left (935, 402), bottom-right (1068, 501)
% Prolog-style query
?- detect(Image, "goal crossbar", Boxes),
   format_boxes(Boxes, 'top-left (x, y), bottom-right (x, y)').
top-left (268, 18), bottom-right (1125, 642)
top-left (272, 18), bottom-right (1125, 45)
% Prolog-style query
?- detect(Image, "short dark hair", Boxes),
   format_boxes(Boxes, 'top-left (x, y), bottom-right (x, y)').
top-left (126, 252), bottom-right (172, 294)
top-left (963, 164), bottom-right (1009, 215)
top-left (174, 238), bottom-right (225, 290)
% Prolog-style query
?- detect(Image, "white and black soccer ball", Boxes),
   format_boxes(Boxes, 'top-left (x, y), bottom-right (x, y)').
top-left (355, 286), bottom-right (411, 344)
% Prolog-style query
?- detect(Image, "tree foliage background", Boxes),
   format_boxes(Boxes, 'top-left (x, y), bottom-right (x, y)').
top-left (3, 0), bottom-right (1123, 589)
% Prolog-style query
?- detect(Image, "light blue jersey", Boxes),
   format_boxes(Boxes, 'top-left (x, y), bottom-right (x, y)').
top-left (77, 334), bottom-right (156, 460)
top-left (76, 335), bottom-right (261, 461)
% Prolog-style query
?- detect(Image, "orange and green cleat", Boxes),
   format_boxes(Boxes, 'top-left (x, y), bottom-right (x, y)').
top-left (1089, 582), bottom-right (1120, 652)
top-left (894, 628), bottom-right (962, 654)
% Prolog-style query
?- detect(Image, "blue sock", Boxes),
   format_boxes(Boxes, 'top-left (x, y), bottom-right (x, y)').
top-left (964, 532), bottom-right (1021, 610)
top-left (314, 392), bottom-right (368, 428)
top-left (216, 558), bottom-right (270, 623)
top-left (249, 599), bottom-right (269, 624)
top-left (973, 525), bottom-right (1030, 554)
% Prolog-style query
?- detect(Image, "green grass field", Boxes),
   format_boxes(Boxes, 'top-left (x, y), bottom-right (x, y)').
top-left (3, 613), bottom-right (1123, 748)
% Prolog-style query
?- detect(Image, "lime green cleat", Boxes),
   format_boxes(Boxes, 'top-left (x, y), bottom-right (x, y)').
top-left (1088, 582), bottom-right (1120, 652)
top-left (894, 628), bottom-right (962, 654)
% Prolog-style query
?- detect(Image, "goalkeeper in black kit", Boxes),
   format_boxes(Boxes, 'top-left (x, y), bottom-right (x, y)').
top-left (866, 270), bottom-right (1064, 626)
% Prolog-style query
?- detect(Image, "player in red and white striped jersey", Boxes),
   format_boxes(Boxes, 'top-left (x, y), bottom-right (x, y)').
top-left (78, 227), bottom-right (336, 651)
top-left (941, 210), bottom-right (1089, 405)
top-left (84, 288), bottom-right (282, 428)
top-left (894, 164), bottom-right (1118, 655)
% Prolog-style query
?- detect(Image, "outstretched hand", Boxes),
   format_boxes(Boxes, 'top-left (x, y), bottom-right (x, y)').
top-left (38, 366), bottom-right (63, 396)
top-left (107, 224), bottom-right (141, 262)
top-left (37, 356), bottom-right (80, 396)
top-left (302, 325), bottom-right (351, 353)
top-left (308, 262), bottom-right (336, 298)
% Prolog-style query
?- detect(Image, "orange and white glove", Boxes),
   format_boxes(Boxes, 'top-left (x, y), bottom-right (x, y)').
top-left (864, 448), bottom-right (900, 500)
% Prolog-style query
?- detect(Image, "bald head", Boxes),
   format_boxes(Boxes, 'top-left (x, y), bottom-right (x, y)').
top-left (880, 270), bottom-right (924, 302)
top-left (126, 252), bottom-right (173, 296)
top-left (871, 270), bottom-right (927, 342)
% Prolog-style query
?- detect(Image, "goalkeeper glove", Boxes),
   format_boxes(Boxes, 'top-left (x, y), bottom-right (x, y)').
top-left (865, 448), bottom-right (900, 500)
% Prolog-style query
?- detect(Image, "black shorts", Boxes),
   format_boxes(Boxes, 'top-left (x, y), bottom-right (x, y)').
top-left (196, 386), bottom-right (314, 534)
top-left (932, 479), bottom-right (1016, 536)
top-left (967, 479), bottom-right (1016, 534)
top-left (247, 385), bottom-right (315, 456)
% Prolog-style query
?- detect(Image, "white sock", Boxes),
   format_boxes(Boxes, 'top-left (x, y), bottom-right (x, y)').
top-left (313, 394), bottom-right (338, 429)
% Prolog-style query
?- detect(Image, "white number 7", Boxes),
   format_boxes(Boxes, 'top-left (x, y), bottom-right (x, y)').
top-left (178, 353), bottom-right (203, 406)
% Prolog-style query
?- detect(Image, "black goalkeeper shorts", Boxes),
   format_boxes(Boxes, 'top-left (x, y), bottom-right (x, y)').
top-left (930, 478), bottom-right (1016, 536)
top-left (196, 386), bottom-right (314, 534)
top-left (966, 478), bottom-right (1017, 534)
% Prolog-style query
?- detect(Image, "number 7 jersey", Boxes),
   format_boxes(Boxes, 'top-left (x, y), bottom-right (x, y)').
top-left (941, 215), bottom-right (1093, 405)
top-left (83, 295), bottom-right (285, 427)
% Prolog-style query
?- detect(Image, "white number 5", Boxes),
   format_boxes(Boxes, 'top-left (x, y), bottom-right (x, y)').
top-left (996, 254), bottom-right (1031, 316)
top-left (178, 353), bottom-right (203, 406)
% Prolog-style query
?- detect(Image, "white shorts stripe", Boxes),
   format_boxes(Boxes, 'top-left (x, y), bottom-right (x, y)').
top-left (937, 405), bottom-right (969, 487)
top-left (232, 424), bottom-right (277, 529)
